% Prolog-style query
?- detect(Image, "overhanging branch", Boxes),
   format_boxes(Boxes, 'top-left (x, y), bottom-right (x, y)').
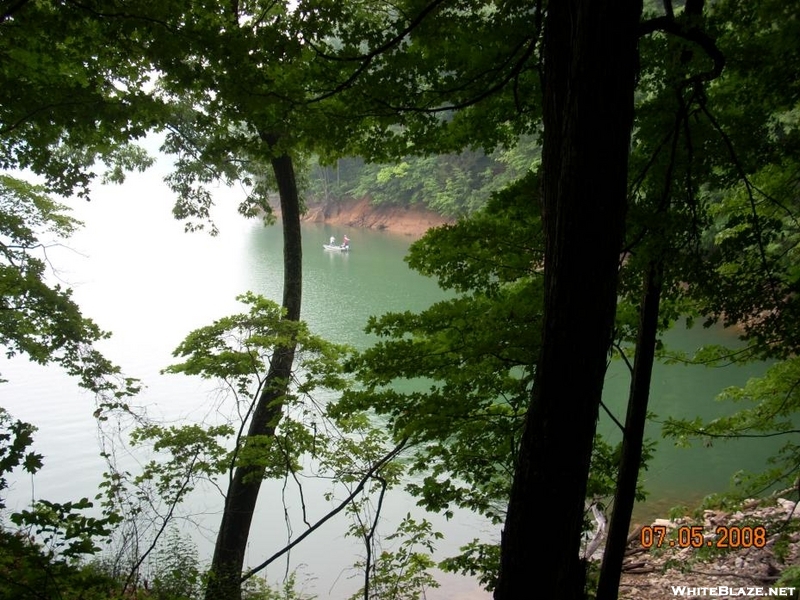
top-left (240, 437), bottom-right (408, 583)
top-left (639, 15), bottom-right (725, 84)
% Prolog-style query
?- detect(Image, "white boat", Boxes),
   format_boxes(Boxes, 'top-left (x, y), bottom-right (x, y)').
top-left (323, 244), bottom-right (350, 252)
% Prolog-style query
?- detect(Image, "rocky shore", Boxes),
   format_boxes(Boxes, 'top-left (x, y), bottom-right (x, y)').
top-left (616, 498), bottom-right (800, 599)
top-left (301, 197), bottom-right (452, 237)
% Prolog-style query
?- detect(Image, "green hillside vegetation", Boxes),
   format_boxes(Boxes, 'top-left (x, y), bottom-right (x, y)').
top-left (306, 136), bottom-right (541, 218)
top-left (1, 0), bottom-right (800, 599)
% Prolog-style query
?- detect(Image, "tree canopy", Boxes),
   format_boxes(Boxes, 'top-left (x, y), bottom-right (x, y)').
top-left (2, 0), bottom-right (800, 599)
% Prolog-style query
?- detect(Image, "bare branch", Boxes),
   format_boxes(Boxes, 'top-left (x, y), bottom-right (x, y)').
top-left (240, 437), bottom-right (408, 582)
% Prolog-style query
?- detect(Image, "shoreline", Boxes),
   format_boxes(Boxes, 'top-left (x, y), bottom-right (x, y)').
top-left (300, 197), bottom-right (453, 238)
top-left (617, 496), bottom-right (800, 599)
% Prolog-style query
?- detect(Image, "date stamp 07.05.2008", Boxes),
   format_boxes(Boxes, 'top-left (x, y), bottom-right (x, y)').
top-left (639, 524), bottom-right (767, 550)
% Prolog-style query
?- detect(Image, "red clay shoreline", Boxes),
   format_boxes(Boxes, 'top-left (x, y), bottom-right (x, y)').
top-left (300, 197), bottom-right (453, 238)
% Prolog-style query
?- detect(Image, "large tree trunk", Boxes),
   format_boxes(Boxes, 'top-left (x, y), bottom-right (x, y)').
top-left (205, 152), bottom-right (302, 600)
top-left (494, 2), bottom-right (641, 599)
top-left (596, 259), bottom-right (663, 600)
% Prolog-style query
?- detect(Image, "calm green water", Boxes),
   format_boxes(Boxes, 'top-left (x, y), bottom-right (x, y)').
top-left (601, 323), bottom-right (774, 522)
top-left (0, 176), bottom-right (484, 598)
top-left (0, 169), bottom-right (778, 595)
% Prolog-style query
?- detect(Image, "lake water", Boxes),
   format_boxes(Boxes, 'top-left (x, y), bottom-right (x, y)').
top-left (0, 167), bottom-right (777, 597)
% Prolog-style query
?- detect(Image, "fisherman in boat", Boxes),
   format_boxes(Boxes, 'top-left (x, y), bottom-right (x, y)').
top-left (342, 235), bottom-right (350, 249)
top-left (330, 235), bottom-right (336, 246)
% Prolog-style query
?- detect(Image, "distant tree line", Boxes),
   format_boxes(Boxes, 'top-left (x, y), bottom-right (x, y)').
top-left (2, 1), bottom-right (800, 600)
top-left (305, 135), bottom-right (541, 218)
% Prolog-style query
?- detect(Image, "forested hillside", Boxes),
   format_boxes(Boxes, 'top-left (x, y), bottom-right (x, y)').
top-left (305, 136), bottom-right (540, 218)
top-left (1, 1), bottom-right (800, 600)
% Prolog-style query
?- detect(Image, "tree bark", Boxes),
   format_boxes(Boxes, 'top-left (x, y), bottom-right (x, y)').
top-left (494, 2), bottom-right (642, 599)
top-left (205, 152), bottom-right (302, 600)
top-left (596, 259), bottom-right (663, 600)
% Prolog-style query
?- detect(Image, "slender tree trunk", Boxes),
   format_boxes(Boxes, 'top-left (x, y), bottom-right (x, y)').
top-left (272, 153), bottom-right (303, 323)
top-left (597, 32), bottom-right (697, 587)
top-left (205, 152), bottom-right (302, 600)
top-left (596, 259), bottom-right (663, 600)
top-left (494, 2), bottom-right (641, 599)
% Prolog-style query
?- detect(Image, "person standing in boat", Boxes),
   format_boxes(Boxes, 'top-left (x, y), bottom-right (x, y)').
top-left (329, 235), bottom-right (336, 246)
top-left (343, 235), bottom-right (350, 249)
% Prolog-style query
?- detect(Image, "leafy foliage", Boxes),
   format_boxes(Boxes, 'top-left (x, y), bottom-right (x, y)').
top-left (0, 408), bottom-right (41, 511)
top-left (0, 178), bottom-right (96, 371)
top-left (241, 572), bottom-right (317, 600)
top-left (302, 0), bottom-right (543, 159)
top-left (0, 529), bottom-right (117, 600)
top-left (0, 1), bottom-right (157, 197)
top-left (337, 174), bottom-right (542, 527)
top-left (348, 514), bottom-right (442, 600)
top-left (165, 292), bottom-right (350, 395)
top-left (337, 170), bottom-right (651, 587)
top-left (308, 137), bottom-right (541, 218)
top-left (663, 356), bottom-right (800, 497)
top-left (0, 175), bottom-right (142, 415)
top-left (3, 0), bottom-right (800, 597)
top-left (9, 497), bottom-right (121, 560)
top-left (148, 529), bottom-right (202, 600)
top-left (129, 422), bottom-right (235, 498)
top-left (651, 0), bottom-right (800, 506)
top-left (0, 409), bottom-right (123, 598)
top-left (438, 539), bottom-right (500, 592)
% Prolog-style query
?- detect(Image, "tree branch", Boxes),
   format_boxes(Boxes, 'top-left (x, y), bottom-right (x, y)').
top-left (639, 16), bottom-right (725, 84)
top-left (240, 437), bottom-right (408, 583)
top-left (123, 454), bottom-right (199, 592)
